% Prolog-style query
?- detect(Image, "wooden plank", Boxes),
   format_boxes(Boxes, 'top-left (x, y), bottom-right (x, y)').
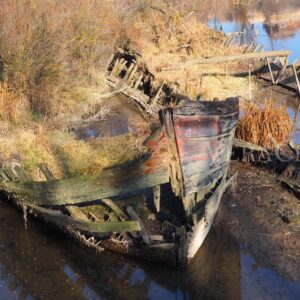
top-left (101, 198), bottom-right (127, 221)
top-left (126, 205), bottom-right (151, 245)
top-left (123, 63), bottom-right (135, 81)
top-left (233, 138), bottom-right (265, 151)
top-left (163, 50), bottom-right (291, 70)
top-left (67, 206), bottom-right (89, 221)
top-left (292, 62), bottom-right (300, 95)
top-left (266, 57), bottom-right (275, 84)
top-left (134, 73), bottom-right (143, 89)
top-left (29, 205), bottom-right (141, 233)
top-left (275, 59), bottom-right (288, 84)
top-left (3, 159), bottom-right (169, 206)
top-left (107, 75), bottom-right (149, 103)
top-left (127, 64), bottom-right (138, 86)
top-left (153, 185), bottom-right (160, 213)
top-left (151, 81), bottom-right (165, 106)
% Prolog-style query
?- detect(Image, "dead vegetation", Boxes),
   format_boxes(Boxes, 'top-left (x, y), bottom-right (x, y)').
top-left (0, 0), bottom-right (258, 177)
top-left (235, 99), bottom-right (293, 149)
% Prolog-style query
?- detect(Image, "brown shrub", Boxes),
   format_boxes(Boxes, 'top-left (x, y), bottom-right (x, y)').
top-left (235, 100), bottom-right (293, 149)
top-left (0, 82), bottom-right (27, 122)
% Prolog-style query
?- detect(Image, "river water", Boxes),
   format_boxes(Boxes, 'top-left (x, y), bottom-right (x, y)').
top-left (1, 3), bottom-right (300, 300)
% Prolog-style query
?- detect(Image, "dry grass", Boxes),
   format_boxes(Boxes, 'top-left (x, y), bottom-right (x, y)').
top-left (0, 82), bottom-right (28, 122)
top-left (0, 0), bottom-right (256, 178)
top-left (53, 132), bottom-right (148, 177)
top-left (235, 100), bottom-right (293, 149)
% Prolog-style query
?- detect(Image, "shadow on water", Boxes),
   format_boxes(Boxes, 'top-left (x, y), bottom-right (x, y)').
top-left (0, 200), bottom-right (299, 300)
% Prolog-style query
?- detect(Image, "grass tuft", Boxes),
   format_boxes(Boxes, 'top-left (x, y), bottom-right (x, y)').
top-left (235, 99), bottom-right (293, 149)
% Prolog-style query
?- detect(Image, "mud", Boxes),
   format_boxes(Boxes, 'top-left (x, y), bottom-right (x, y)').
top-left (217, 160), bottom-right (300, 281)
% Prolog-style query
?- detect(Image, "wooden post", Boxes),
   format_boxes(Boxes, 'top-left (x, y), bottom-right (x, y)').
top-left (266, 57), bottom-right (275, 84)
top-left (126, 206), bottom-right (151, 245)
top-left (153, 185), bottom-right (161, 213)
top-left (275, 57), bottom-right (288, 84)
top-left (248, 65), bottom-right (252, 100)
top-left (162, 50), bottom-right (291, 71)
top-left (151, 81), bottom-right (165, 106)
top-left (225, 63), bottom-right (228, 86)
top-left (292, 60), bottom-right (300, 95)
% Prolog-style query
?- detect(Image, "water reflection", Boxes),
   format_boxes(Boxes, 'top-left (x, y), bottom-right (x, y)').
top-left (0, 200), bottom-right (299, 299)
top-left (209, 1), bottom-right (300, 62)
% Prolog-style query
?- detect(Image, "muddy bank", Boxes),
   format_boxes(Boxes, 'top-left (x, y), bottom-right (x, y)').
top-left (217, 161), bottom-right (300, 281)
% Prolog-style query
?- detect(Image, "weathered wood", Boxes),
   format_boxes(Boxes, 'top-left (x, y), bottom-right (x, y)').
top-left (292, 62), bottom-right (300, 95)
top-left (3, 160), bottom-right (169, 206)
top-left (2, 161), bottom-right (29, 182)
top-left (165, 98), bottom-right (239, 196)
top-left (127, 65), bottom-right (138, 86)
top-left (101, 198), bottom-right (127, 221)
top-left (274, 58), bottom-right (288, 84)
top-left (164, 109), bottom-right (185, 197)
top-left (126, 205), bottom-right (151, 245)
top-left (233, 138), bottom-right (265, 151)
top-left (151, 81), bottom-right (165, 106)
top-left (163, 50), bottom-right (291, 70)
top-left (29, 205), bottom-right (141, 233)
top-left (123, 63), bottom-right (135, 81)
top-left (67, 206), bottom-right (89, 221)
top-left (153, 185), bottom-right (161, 213)
top-left (134, 73), bottom-right (143, 89)
top-left (149, 234), bottom-right (164, 242)
top-left (266, 57), bottom-right (275, 84)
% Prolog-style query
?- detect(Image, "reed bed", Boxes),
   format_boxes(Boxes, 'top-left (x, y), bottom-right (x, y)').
top-left (235, 100), bottom-right (293, 149)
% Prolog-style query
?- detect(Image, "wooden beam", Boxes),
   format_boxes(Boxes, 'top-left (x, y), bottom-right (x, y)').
top-left (126, 205), bottom-right (151, 245)
top-left (153, 185), bottom-right (161, 213)
top-left (3, 161), bottom-right (169, 206)
top-left (266, 57), bottom-right (275, 84)
top-left (29, 205), bottom-right (141, 233)
top-left (67, 206), bottom-right (89, 221)
top-left (162, 50), bottom-right (291, 70)
top-left (292, 61), bottom-right (300, 95)
top-left (151, 81), bottom-right (165, 106)
top-left (101, 198), bottom-right (128, 221)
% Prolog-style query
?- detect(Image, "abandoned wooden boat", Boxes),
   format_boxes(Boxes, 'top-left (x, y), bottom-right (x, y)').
top-left (0, 96), bottom-right (239, 266)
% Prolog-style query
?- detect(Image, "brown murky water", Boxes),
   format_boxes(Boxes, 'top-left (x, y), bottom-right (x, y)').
top-left (0, 199), bottom-right (299, 300)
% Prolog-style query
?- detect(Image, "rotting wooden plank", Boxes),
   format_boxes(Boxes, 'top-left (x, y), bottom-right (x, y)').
top-left (151, 81), bottom-right (165, 106)
top-left (2, 160), bottom-right (169, 206)
top-left (2, 162), bottom-right (29, 182)
top-left (266, 57), bottom-right (275, 84)
top-left (29, 205), bottom-right (141, 233)
top-left (162, 50), bottom-right (291, 70)
top-left (126, 205), bottom-right (151, 245)
top-left (292, 62), bottom-right (300, 95)
top-left (108, 75), bottom-right (149, 103)
top-left (275, 59), bottom-right (288, 84)
top-left (233, 138), bottom-right (266, 152)
top-left (149, 234), bottom-right (164, 242)
top-left (153, 185), bottom-right (161, 213)
top-left (127, 64), bottom-right (138, 86)
top-left (67, 206), bottom-right (89, 221)
top-left (123, 63), bottom-right (135, 81)
top-left (101, 198), bottom-right (128, 221)
top-left (134, 73), bottom-right (143, 89)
